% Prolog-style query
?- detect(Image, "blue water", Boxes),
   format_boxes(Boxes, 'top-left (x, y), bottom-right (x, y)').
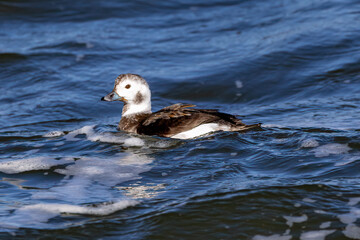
top-left (1, 0), bottom-right (360, 239)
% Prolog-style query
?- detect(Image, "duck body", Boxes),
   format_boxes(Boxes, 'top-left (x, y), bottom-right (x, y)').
top-left (102, 74), bottom-right (261, 139)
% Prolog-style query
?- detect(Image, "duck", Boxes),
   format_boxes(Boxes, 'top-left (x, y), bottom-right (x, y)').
top-left (101, 73), bottom-right (261, 139)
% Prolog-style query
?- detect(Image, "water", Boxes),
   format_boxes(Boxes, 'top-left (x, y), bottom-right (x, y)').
top-left (1, 0), bottom-right (360, 239)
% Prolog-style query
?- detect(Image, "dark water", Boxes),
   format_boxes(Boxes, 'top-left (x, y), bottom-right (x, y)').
top-left (1, 0), bottom-right (360, 239)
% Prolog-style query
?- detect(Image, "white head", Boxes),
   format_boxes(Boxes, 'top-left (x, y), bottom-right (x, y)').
top-left (101, 74), bottom-right (152, 116)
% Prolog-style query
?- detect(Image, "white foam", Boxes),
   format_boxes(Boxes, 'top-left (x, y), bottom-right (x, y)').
top-left (26, 200), bottom-right (136, 215)
top-left (117, 183), bottom-right (166, 199)
top-left (303, 198), bottom-right (316, 203)
top-left (235, 80), bottom-right (243, 88)
top-left (314, 210), bottom-right (328, 214)
top-left (65, 125), bottom-right (96, 141)
top-left (300, 139), bottom-right (319, 148)
top-left (337, 208), bottom-right (360, 239)
top-left (319, 221), bottom-right (331, 229)
top-left (300, 230), bottom-right (335, 240)
top-left (4, 200), bottom-right (137, 229)
top-left (338, 213), bottom-right (357, 224)
top-left (335, 156), bottom-right (360, 167)
top-left (343, 224), bottom-right (360, 239)
top-left (43, 131), bottom-right (65, 138)
top-left (0, 152), bottom-right (153, 228)
top-left (253, 234), bottom-right (291, 240)
top-left (54, 154), bottom-right (152, 186)
top-left (123, 137), bottom-right (145, 147)
top-left (349, 197), bottom-right (360, 206)
top-left (312, 143), bottom-right (351, 157)
top-left (28, 154), bottom-right (153, 203)
top-left (88, 132), bottom-right (127, 144)
top-left (338, 208), bottom-right (360, 224)
top-left (65, 125), bottom-right (143, 146)
top-left (261, 124), bottom-right (283, 128)
top-left (154, 140), bottom-right (174, 148)
top-left (65, 125), bottom-right (174, 148)
top-left (0, 157), bottom-right (71, 174)
top-left (283, 214), bottom-right (308, 227)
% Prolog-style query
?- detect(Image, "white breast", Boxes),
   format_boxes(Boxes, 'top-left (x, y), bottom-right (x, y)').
top-left (171, 123), bottom-right (230, 139)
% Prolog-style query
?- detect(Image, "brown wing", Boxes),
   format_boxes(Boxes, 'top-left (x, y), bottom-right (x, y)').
top-left (142, 103), bottom-right (196, 126)
top-left (137, 103), bottom-right (244, 137)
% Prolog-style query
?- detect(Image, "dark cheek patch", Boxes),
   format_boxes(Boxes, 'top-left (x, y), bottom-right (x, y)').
top-left (134, 91), bottom-right (144, 104)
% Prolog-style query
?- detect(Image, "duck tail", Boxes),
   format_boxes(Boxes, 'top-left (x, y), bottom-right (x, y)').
top-left (232, 123), bottom-right (263, 132)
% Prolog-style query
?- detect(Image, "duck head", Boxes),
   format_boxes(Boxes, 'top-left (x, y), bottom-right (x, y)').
top-left (102, 73), bottom-right (152, 116)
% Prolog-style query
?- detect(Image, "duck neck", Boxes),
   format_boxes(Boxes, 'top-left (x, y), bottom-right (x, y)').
top-left (122, 102), bottom-right (152, 117)
top-left (118, 104), bottom-right (151, 133)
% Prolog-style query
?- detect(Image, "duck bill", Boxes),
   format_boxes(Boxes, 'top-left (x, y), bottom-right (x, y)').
top-left (101, 92), bottom-right (126, 102)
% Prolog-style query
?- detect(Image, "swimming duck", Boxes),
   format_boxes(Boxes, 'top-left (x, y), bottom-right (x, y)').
top-left (101, 74), bottom-right (261, 139)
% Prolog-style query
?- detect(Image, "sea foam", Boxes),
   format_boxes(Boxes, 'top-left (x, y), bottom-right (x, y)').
top-left (300, 230), bottom-right (335, 240)
top-left (300, 139), bottom-right (319, 148)
top-left (253, 234), bottom-right (291, 240)
top-left (349, 197), bottom-right (360, 206)
top-left (343, 224), bottom-right (360, 239)
top-left (312, 143), bottom-right (351, 157)
top-left (283, 214), bottom-right (308, 227)
top-left (43, 131), bottom-right (65, 138)
top-left (0, 152), bottom-right (153, 228)
top-left (0, 157), bottom-right (71, 174)
top-left (65, 125), bottom-right (175, 148)
top-left (3, 200), bottom-right (137, 229)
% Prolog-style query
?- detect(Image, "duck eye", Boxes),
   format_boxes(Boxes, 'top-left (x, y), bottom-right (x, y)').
top-left (125, 84), bottom-right (131, 89)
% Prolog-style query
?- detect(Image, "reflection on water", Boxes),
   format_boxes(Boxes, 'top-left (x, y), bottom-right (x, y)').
top-left (0, 126), bottom-right (160, 229)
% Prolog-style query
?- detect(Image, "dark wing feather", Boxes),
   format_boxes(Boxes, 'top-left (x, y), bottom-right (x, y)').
top-left (142, 103), bottom-right (195, 126)
top-left (161, 103), bottom-right (196, 111)
top-left (137, 103), bottom-right (244, 137)
top-left (197, 109), bottom-right (245, 126)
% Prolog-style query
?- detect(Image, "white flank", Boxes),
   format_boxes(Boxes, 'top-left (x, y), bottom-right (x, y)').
top-left (171, 123), bottom-right (229, 139)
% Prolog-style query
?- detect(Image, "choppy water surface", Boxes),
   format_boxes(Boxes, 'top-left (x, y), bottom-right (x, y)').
top-left (1, 0), bottom-right (360, 239)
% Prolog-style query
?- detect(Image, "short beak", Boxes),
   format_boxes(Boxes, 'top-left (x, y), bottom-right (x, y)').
top-left (101, 92), bottom-right (126, 102)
